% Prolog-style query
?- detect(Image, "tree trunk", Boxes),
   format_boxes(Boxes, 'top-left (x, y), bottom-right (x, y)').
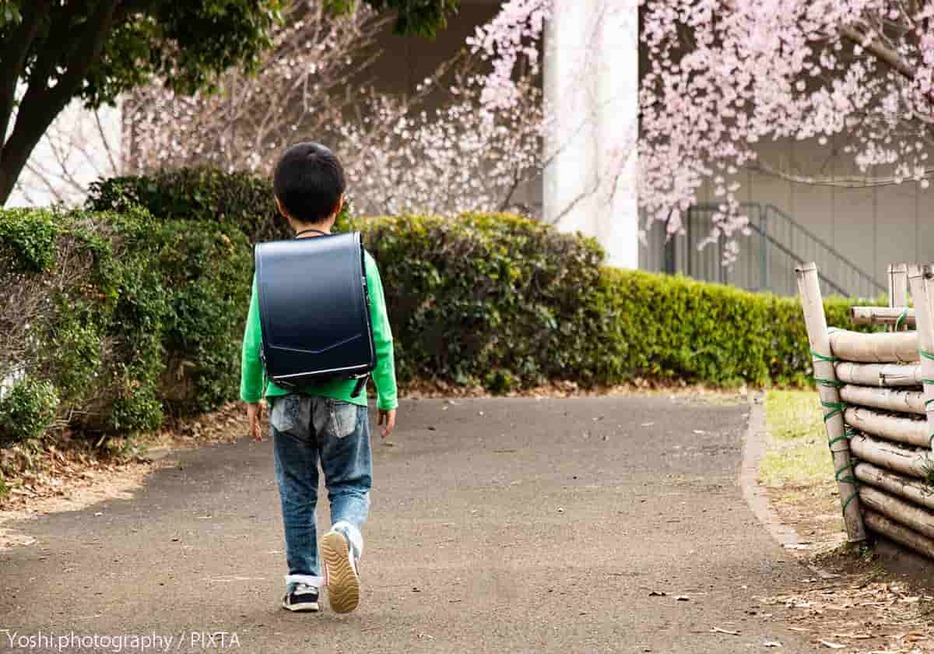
top-left (0, 0), bottom-right (119, 205)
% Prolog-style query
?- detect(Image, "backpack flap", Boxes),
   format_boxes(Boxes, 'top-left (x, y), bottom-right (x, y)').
top-left (255, 232), bottom-right (376, 386)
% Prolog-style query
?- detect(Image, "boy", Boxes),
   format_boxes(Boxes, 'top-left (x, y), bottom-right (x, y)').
top-left (240, 142), bottom-right (398, 615)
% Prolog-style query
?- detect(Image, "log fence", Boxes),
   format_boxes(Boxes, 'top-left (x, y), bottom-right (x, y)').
top-left (797, 263), bottom-right (934, 558)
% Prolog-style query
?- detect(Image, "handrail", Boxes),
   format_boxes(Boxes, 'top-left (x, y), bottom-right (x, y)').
top-left (758, 203), bottom-right (884, 294)
top-left (690, 202), bottom-right (885, 297)
top-left (743, 219), bottom-right (849, 296)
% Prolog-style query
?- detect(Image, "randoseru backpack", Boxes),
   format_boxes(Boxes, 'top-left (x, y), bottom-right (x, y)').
top-left (255, 229), bottom-right (376, 397)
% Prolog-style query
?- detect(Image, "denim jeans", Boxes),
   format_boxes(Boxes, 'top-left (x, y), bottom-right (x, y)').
top-left (270, 394), bottom-right (371, 588)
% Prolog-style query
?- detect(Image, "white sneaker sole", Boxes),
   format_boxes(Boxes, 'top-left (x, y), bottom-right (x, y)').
top-left (322, 530), bottom-right (360, 614)
top-left (282, 598), bottom-right (319, 612)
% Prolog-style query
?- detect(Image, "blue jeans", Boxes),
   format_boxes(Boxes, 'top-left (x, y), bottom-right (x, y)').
top-left (270, 394), bottom-right (371, 588)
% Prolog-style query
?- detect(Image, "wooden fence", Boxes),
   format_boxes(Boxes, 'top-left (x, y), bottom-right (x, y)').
top-left (797, 263), bottom-right (934, 557)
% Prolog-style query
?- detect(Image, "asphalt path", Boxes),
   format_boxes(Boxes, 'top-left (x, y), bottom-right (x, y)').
top-left (1, 396), bottom-right (813, 653)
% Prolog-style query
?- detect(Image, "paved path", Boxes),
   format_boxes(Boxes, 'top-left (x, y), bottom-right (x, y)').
top-left (1, 397), bottom-right (813, 653)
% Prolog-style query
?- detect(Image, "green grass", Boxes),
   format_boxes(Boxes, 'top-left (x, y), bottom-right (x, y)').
top-left (760, 389), bottom-right (833, 487)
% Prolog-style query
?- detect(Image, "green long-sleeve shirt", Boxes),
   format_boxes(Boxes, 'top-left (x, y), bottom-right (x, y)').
top-left (240, 250), bottom-right (398, 411)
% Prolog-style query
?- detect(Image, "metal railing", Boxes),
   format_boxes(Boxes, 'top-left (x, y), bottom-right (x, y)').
top-left (639, 202), bottom-right (886, 298)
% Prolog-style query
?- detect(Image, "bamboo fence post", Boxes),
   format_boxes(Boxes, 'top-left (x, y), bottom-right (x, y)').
top-left (839, 385), bottom-right (926, 415)
top-left (828, 330), bottom-right (919, 363)
top-left (907, 265), bottom-right (934, 450)
top-left (859, 485), bottom-right (934, 539)
top-left (843, 406), bottom-right (929, 448)
top-left (850, 434), bottom-right (931, 479)
top-left (888, 263), bottom-right (909, 332)
top-left (796, 262), bottom-right (866, 541)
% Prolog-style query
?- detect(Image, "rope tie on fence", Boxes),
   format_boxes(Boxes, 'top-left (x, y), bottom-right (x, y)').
top-left (835, 459), bottom-right (859, 515)
top-left (810, 349), bottom-right (840, 363)
top-left (896, 307), bottom-right (910, 330)
top-left (841, 490), bottom-right (860, 514)
top-left (829, 423), bottom-right (857, 448)
top-left (835, 460), bottom-right (858, 482)
top-left (821, 399), bottom-right (846, 423)
top-left (815, 377), bottom-right (844, 388)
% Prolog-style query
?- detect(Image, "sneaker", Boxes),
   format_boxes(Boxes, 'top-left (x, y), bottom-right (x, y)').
top-left (281, 583), bottom-right (320, 612)
top-left (321, 528), bottom-right (360, 614)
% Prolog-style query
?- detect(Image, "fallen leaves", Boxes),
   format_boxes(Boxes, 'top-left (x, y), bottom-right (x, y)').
top-left (711, 627), bottom-right (740, 636)
top-left (763, 574), bottom-right (934, 654)
top-left (818, 641), bottom-right (846, 650)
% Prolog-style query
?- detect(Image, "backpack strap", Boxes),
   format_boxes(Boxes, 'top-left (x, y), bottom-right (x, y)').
top-left (294, 228), bottom-right (330, 238)
top-left (351, 375), bottom-right (368, 398)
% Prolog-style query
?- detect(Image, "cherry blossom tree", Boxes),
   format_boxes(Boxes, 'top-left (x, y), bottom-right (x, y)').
top-left (126, 1), bottom-right (544, 216)
top-left (639, 0), bottom-right (934, 246)
top-left (337, 76), bottom-right (542, 216)
top-left (125, 2), bottom-right (389, 176)
top-left (474, 0), bottom-right (934, 257)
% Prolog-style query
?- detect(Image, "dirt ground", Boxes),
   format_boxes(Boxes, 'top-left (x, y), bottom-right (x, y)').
top-left (759, 390), bottom-right (934, 654)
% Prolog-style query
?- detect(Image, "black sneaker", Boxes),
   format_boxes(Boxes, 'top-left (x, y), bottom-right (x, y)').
top-left (281, 583), bottom-right (320, 612)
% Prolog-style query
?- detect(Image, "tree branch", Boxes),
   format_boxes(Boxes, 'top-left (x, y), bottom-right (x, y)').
top-left (0, 0), bottom-right (120, 202)
top-left (840, 24), bottom-right (916, 79)
top-left (749, 159), bottom-right (933, 188)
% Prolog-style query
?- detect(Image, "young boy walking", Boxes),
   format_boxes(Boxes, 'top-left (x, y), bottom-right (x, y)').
top-left (240, 142), bottom-right (398, 614)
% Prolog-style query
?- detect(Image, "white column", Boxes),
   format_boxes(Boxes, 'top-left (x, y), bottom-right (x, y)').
top-left (544, 0), bottom-right (639, 269)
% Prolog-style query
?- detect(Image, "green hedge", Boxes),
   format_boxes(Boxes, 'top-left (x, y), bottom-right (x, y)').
top-left (86, 168), bottom-right (284, 242)
top-left (357, 213), bottom-right (607, 390)
top-left (593, 268), bottom-right (868, 388)
top-left (84, 168), bottom-right (872, 394)
top-left (2, 168), bottom-right (878, 447)
top-left (86, 167), bottom-right (352, 242)
top-left (357, 213), bottom-right (872, 391)
top-left (0, 206), bottom-right (250, 445)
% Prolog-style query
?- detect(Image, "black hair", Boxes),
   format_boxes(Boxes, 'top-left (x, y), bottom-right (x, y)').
top-left (273, 142), bottom-right (346, 224)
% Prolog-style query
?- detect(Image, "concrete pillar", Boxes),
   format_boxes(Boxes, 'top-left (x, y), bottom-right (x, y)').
top-left (544, 0), bottom-right (639, 268)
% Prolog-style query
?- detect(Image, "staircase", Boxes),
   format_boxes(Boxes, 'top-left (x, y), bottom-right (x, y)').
top-left (638, 202), bottom-right (885, 298)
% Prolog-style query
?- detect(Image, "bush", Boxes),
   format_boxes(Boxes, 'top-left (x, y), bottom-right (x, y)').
top-left (155, 222), bottom-right (252, 415)
top-left (355, 212), bottom-right (874, 390)
top-left (86, 167), bottom-right (354, 241)
top-left (593, 269), bottom-right (874, 388)
top-left (74, 167), bottom-right (881, 399)
top-left (357, 213), bottom-right (606, 390)
top-left (0, 206), bottom-right (251, 444)
top-left (87, 168), bottom-right (285, 242)
top-left (0, 379), bottom-right (59, 445)
top-left (1, 206), bottom-right (166, 437)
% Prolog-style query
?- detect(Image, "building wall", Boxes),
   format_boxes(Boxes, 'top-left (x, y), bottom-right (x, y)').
top-left (741, 137), bottom-right (932, 285)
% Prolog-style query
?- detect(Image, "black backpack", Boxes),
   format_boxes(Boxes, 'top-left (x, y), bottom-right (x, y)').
top-left (255, 229), bottom-right (376, 396)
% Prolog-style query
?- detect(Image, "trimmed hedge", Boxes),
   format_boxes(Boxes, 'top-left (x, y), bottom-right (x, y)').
top-left (0, 206), bottom-right (250, 445)
top-left (2, 167), bottom-right (878, 447)
top-left (357, 213), bottom-right (872, 391)
top-left (357, 213), bottom-right (607, 390)
top-left (594, 268), bottom-right (867, 388)
top-left (86, 167), bottom-right (352, 242)
top-left (85, 168), bottom-right (872, 393)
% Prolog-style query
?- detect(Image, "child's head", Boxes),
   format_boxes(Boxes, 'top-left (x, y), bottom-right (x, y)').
top-left (273, 142), bottom-right (345, 230)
